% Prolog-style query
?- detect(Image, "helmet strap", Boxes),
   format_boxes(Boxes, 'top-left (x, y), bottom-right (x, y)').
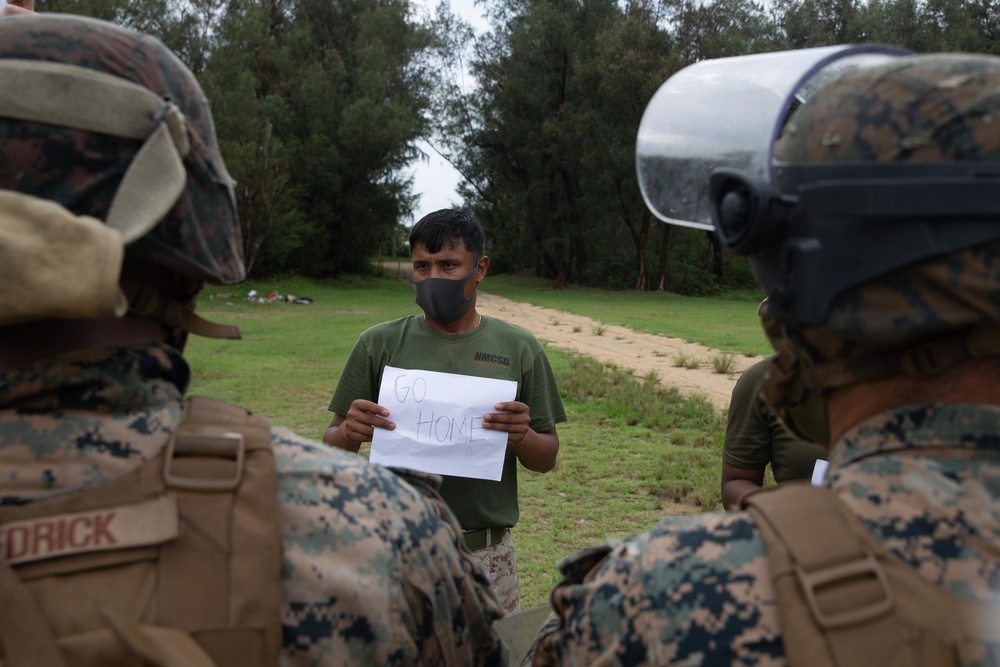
top-left (122, 282), bottom-right (241, 347)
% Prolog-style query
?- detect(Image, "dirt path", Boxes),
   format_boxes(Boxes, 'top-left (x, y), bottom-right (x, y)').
top-left (477, 291), bottom-right (764, 412)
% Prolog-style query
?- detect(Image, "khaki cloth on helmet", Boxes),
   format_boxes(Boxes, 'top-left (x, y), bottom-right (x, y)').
top-left (0, 397), bottom-right (282, 667)
top-left (0, 191), bottom-right (127, 325)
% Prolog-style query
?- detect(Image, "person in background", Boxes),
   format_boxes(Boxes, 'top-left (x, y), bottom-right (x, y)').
top-left (324, 208), bottom-right (566, 614)
top-left (526, 51), bottom-right (1000, 665)
top-left (0, 14), bottom-right (504, 666)
top-left (721, 304), bottom-right (828, 509)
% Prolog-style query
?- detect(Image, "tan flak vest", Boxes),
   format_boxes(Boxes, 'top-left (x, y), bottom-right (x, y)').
top-left (0, 397), bottom-right (283, 667)
top-left (745, 483), bottom-right (1000, 667)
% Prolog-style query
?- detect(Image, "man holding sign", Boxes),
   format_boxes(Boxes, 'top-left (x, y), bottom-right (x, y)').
top-left (324, 209), bottom-right (566, 614)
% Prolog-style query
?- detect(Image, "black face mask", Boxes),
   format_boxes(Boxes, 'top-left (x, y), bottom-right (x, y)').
top-left (414, 264), bottom-right (478, 324)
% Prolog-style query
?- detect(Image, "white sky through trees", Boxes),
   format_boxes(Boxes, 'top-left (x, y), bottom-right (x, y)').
top-left (406, 0), bottom-right (489, 226)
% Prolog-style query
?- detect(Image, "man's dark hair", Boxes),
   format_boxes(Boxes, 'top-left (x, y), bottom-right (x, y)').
top-left (409, 209), bottom-right (485, 256)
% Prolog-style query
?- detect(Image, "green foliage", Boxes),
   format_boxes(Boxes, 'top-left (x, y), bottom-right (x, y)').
top-left (197, 0), bottom-right (437, 278)
top-left (587, 253), bottom-right (637, 291)
top-left (775, 0), bottom-right (1000, 53)
top-left (46, 0), bottom-right (1000, 290)
top-left (662, 228), bottom-right (718, 296)
top-left (711, 351), bottom-right (738, 375)
top-left (559, 357), bottom-right (725, 496)
top-left (720, 254), bottom-right (760, 293)
top-left (433, 0), bottom-right (1000, 295)
top-left (673, 353), bottom-right (701, 369)
top-left (671, 0), bottom-right (783, 61)
top-left (200, 4), bottom-right (308, 276)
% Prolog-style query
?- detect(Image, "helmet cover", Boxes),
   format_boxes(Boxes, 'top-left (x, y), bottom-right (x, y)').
top-left (0, 13), bottom-right (245, 285)
top-left (772, 53), bottom-right (1000, 348)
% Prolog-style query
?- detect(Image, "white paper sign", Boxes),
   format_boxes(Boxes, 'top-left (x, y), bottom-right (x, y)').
top-left (370, 366), bottom-right (517, 481)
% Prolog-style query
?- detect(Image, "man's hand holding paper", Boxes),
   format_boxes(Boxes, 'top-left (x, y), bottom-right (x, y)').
top-left (370, 366), bottom-right (517, 481)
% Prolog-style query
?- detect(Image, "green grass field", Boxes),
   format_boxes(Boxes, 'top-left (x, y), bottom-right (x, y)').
top-left (188, 273), bottom-right (762, 608)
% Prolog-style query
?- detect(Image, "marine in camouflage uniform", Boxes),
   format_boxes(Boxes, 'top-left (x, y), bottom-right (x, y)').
top-left (0, 14), bottom-right (505, 666)
top-left (526, 54), bottom-right (1000, 665)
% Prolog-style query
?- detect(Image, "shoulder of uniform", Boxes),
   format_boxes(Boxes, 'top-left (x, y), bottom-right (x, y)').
top-left (486, 317), bottom-right (542, 345)
top-left (358, 315), bottom-right (417, 339)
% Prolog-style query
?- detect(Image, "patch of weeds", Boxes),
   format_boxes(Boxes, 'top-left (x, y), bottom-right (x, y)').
top-left (572, 325), bottom-right (582, 333)
top-left (556, 354), bottom-right (727, 510)
top-left (711, 351), bottom-right (737, 375)
top-left (592, 324), bottom-right (607, 336)
top-left (673, 353), bottom-right (700, 369)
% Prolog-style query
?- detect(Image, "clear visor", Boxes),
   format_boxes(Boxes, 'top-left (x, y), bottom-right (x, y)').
top-left (635, 44), bottom-right (911, 231)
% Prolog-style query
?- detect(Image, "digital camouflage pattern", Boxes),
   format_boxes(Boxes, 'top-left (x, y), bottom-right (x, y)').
top-left (526, 402), bottom-right (1000, 666)
top-left (0, 343), bottom-right (507, 666)
top-left (523, 50), bottom-right (1000, 667)
top-left (470, 530), bottom-right (522, 614)
top-left (0, 14), bottom-right (244, 284)
top-left (776, 54), bottom-right (1000, 165)
top-left (774, 54), bottom-right (1000, 347)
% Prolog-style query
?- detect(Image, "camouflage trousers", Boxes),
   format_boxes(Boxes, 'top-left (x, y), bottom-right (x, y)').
top-left (469, 529), bottom-right (521, 614)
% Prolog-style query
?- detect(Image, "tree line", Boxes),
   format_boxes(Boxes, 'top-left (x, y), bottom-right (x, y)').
top-left (43, 0), bottom-right (1000, 292)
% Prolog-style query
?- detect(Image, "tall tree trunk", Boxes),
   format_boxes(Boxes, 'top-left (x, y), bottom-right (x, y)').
top-left (616, 176), bottom-right (649, 290)
top-left (707, 231), bottom-right (724, 284)
top-left (534, 227), bottom-right (546, 278)
top-left (548, 169), bottom-right (567, 289)
top-left (656, 218), bottom-right (670, 292)
top-left (633, 214), bottom-right (649, 291)
top-left (573, 232), bottom-right (587, 286)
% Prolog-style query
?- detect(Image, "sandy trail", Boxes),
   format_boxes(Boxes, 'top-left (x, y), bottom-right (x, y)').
top-left (476, 291), bottom-right (764, 412)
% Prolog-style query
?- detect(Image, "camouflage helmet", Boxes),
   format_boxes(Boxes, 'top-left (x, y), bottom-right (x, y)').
top-left (766, 53), bottom-right (1000, 348)
top-left (0, 13), bottom-right (245, 286)
top-left (735, 53), bottom-right (1000, 444)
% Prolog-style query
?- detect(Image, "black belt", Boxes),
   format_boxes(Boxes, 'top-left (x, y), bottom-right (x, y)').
top-left (463, 527), bottom-right (509, 552)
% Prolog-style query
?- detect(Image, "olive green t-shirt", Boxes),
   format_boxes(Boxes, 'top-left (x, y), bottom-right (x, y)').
top-left (329, 314), bottom-right (566, 530)
top-left (723, 356), bottom-right (828, 483)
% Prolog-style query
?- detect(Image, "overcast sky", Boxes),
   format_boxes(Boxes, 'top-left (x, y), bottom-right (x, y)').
top-left (406, 139), bottom-right (464, 226)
